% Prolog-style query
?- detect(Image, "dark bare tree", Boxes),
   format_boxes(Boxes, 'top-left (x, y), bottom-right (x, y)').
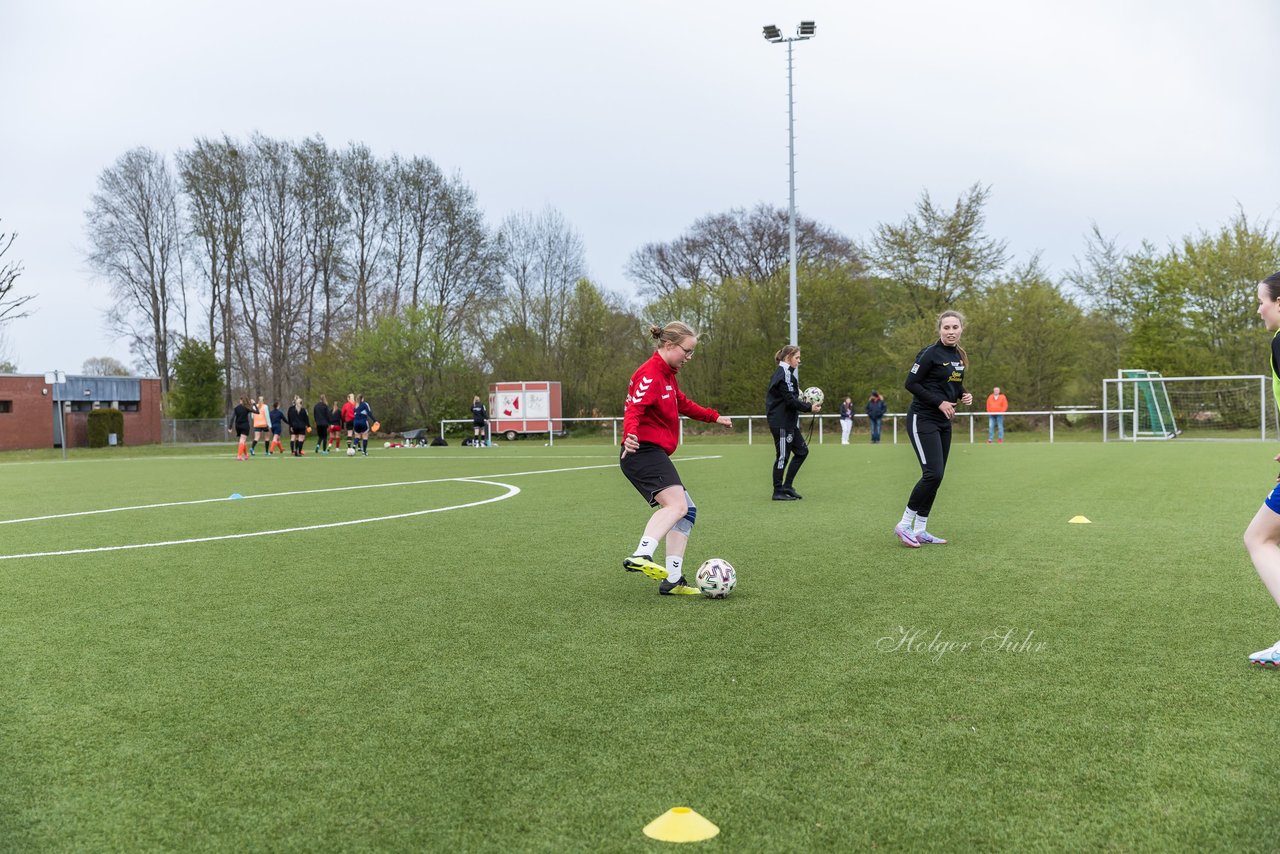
top-left (340, 144), bottom-right (387, 330)
top-left (426, 174), bottom-right (503, 346)
top-left (0, 222), bottom-right (35, 326)
top-left (294, 136), bottom-right (349, 355)
top-left (81, 356), bottom-right (131, 376)
top-left (85, 147), bottom-right (186, 393)
top-left (243, 133), bottom-right (308, 400)
top-left (177, 136), bottom-right (250, 408)
top-left (626, 203), bottom-right (859, 301)
top-left (385, 154), bottom-right (445, 315)
top-left (496, 206), bottom-right (586, 370)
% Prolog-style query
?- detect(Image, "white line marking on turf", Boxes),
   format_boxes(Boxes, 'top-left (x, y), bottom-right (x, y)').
top-left (0, 456), bottom-right (724, 560)
top-left (0, 479), bottom-right (521, 561)
top-left (0, 457), bottom-right (721, 526)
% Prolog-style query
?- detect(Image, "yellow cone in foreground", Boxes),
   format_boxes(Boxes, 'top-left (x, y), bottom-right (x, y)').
top-left (643, 807), bottom-right (720, 843)
top-left (1069, 515), bottom-right (1092, 524)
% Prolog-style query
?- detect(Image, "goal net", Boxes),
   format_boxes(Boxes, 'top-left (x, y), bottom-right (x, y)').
top-left (1103, 373), bottom-right (1272, 440)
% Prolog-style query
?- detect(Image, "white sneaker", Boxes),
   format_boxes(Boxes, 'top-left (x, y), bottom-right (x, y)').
top-left (894, 524), bottom-right (920, 548)
top-left (915, 530), bottom-right (948, 545)
top-left (1249, 640), bottom-right (1280, 667)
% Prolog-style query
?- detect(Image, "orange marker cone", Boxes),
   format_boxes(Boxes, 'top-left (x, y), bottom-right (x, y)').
top-left (642, 807), bottom-right (719, 843)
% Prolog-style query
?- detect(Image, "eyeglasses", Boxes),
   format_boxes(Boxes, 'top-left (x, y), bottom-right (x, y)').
top-left (677, 344), bottom-right (695, 356)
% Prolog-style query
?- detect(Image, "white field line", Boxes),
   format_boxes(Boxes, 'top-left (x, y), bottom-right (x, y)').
top-left (0, 456), bottom-right (721, 561)
top-left (0, 480), bottom-right (519, 561)
top-left (0, 456), bottom-right (721, 526)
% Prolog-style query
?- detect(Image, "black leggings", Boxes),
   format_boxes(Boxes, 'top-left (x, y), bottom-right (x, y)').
top-left (770, 424), bottom-right (808, 489)
top-left (906, 413), bottom-right (951, 517)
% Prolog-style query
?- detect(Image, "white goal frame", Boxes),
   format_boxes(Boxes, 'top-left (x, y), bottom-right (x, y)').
top-left (1103, 373), bottom-right (1271, 441)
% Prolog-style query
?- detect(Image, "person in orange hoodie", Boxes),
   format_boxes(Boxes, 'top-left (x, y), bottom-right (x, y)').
top-left (986, 386), bottom-right (1008, 443)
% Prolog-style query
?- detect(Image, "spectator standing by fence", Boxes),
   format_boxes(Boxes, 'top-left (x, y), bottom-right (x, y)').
top-left (866, 391), bottom-right (886, 444)
top-left (986, 387), bottom-right (1008, 443)
top-left (839, 396), bottom-right (853, 445)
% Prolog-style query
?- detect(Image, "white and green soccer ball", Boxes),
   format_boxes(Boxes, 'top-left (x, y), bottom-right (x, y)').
top-left (346, 447), bottom-right (356, 457)
top-left (695, 558), bottom-right (737, 599)
top-left (800, 386), bottom-right (824, 406)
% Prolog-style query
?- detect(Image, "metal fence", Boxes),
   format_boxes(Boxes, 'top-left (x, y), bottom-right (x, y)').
top-left (162, 419), bottom-right (231, 444)
top-left (436, 409), bottom-right (1112, 446)
top-left (177, 402), bottom-right (1274, 448)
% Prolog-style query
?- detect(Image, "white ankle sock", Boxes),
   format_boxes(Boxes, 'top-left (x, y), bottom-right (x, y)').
top-left (899, 509), bottom-right (917, 529)
top-left (666, 555), bottom-right (683, 583)
top-left (914, 515), bottom-right (928, 532)
top-left (635, 536), bottom-right (659, 558)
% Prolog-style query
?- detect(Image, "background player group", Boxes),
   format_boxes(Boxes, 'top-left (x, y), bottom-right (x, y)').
top-left (227, 393), bottom-right (375, 459)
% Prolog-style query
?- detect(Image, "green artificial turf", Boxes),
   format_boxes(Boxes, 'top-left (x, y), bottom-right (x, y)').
top-left (2, 439), bottom-right (1279, 850)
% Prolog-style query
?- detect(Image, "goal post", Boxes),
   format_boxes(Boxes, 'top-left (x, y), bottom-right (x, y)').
top-left (1103, 373), bottom-right (1272, 441)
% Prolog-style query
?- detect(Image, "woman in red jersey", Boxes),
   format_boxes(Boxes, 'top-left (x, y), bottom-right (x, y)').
top-left (620, 321), bottom-right (732, 595)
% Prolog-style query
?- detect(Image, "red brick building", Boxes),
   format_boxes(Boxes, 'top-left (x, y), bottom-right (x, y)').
top-left (0, 374), bottom-right (163, 451)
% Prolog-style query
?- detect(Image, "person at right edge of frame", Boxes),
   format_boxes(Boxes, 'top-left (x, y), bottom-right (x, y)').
top-left (894, 310), bottom-right (973, 548)
top-left (1242, 270), bottom-right (1280, 666)
top-left (766, 343), bottom-right (820, 501)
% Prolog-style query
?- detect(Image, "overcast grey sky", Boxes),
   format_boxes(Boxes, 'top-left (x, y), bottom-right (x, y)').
top-left (2, 0), bottom-right (1277, 375)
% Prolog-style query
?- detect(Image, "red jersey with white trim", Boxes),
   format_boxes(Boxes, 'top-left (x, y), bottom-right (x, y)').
top-left (623, 351), bottom-right (720, 455)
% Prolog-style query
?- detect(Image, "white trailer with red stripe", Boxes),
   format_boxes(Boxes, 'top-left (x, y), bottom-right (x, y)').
top-left (488, 381), bottom-right (563, 440)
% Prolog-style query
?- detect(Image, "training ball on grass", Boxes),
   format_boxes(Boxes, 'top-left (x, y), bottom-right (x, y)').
top-left (799, 386), bottom-right (824, 406)
top-left (384, 441), bottom-right (390, 448)
top-left (347, 447), bottom-right (356, 457)
top-left (695, 558), bottom-right (737, 599)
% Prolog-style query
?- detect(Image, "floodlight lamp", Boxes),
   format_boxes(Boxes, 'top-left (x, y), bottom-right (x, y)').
top-left (798, 21), bottom-right (816, 37)
top-left (762, 24), bottom-right (783, 42)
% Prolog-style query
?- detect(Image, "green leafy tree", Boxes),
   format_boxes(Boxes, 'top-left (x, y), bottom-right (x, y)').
top-left (867, 183), bottom-right (1007, 320)
top-left (558, 279), bottom-right (646, 417)
top-left (1168, 210), bottom-right (1280, 375)
top-left (168, 339), bottom-right (224, 418)
top-left (310, 306), bottom-right (464, 431)
top-left (965, 259), bottom-right (1084, 409)
top-left (1120, 244), bottom-right (1192, 374)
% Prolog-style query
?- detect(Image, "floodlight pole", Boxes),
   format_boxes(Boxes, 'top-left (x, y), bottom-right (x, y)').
top-left (786, 39), bottom-right (798, 347)
top-left (764, 23), bottom-right (814, 346)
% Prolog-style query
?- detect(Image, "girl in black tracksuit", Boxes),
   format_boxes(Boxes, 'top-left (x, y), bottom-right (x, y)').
top-left (894, 310), bottom-right (973, 547)
top-left (313, 395), bottom-right (331, 454)
top-left (286, 396), bottom-right (311, 456)
top-left (765, 344), bottom-right (820, 500)
top-left (228, 395), bottom-right (253, 460)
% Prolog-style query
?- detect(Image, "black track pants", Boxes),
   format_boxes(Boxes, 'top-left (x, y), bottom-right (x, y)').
top-left (906, 412), bottom-right (951, 517)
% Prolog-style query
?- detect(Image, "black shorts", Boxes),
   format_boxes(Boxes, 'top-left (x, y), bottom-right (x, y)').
top-left (620, 442), bottom-right (684, 506)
